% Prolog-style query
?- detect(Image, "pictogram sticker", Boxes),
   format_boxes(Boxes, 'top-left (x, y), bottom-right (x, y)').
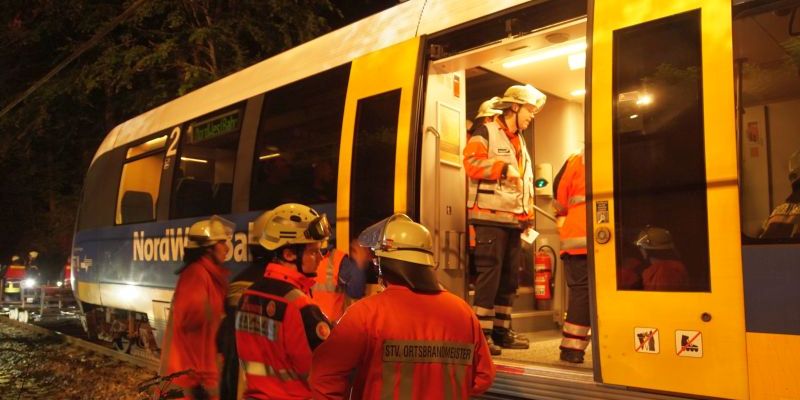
top-left (634, 327), bottom-right (659, 354)
top-left (675, 330), bottom-right (703, 358)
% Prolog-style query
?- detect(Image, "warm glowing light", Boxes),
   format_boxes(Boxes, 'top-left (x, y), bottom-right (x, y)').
top-left (636, 94), bottom-right (653, 105)
top-left (570, 89), bottom-right (586, 97)
top-left (630, 114), bottom-right (639, 119)
top-left (144, 136), bottom-right (167, 148)
top-left (259, 153), bottom-right (281, 161)
top-left (568, 52), bottom-right (586, 70)
top-left (503, 40), bottom-right (587, 69)
top-left (180, 156), bottom-right (208, 164)
top-left (121, 283), bottom-right (139, 301)
top-left (23, 278), bottom-right (36, 289)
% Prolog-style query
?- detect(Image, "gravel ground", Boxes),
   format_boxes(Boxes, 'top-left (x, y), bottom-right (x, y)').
top-left (0, 318), bottom-right (155, 400)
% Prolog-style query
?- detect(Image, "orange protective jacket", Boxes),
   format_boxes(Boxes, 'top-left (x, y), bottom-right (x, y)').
top-left (160, 256), bottom-right (229, 398)
top-left (312, 249), bottom-right (346, 322)
top-left (236, 263), bottom-right (332, 400)
top-left (4, 264), bottom-right (26, 280)
top-left (310, 285), bottom-right (496, 400)
top-left (554, 152), bottom-right (587, 255)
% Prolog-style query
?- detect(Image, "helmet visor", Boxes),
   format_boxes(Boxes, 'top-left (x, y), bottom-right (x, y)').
top-left (304, 214), bottom-right (331, 241)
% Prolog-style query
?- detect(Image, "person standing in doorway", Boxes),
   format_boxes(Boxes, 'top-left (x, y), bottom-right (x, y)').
top-left (463, 84), bottom-right (545, 354)
top-left (553, 150), bottom-right (590, 363)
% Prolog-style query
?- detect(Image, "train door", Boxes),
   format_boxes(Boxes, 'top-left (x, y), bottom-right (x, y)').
top-left (336, 38), bottom-right (423, 254)
top-left (420, 61), bottom-right (468, 297)
top-left (589, 0), bottom-right (748, 398)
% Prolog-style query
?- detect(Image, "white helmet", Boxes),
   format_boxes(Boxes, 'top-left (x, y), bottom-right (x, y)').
top-left (358, 213), bottom-right (440, 292)
top-left (249, 210), bottom-right (273, 245)
top-left (11, 255), bottom-right (20, 263)
top-left (186, 215), bottom-right (235, 249)
top-left (259, 203), bottom-right (330, 251)
top-left (475, 97), bottom-right (502, 119)
top-left (788, 149), bottom-right (800, 184)
top-left (28, 251), bottom-right (38, 259)
top-left (498, 84), bottom-right (547, 113)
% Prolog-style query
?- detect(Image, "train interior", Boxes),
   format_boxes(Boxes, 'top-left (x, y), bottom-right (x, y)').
top-left (423, 18), bottom-right (589, 370)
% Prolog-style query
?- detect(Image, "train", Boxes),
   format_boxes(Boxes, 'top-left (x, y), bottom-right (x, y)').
top-left (71, 0), bottom-right (800, 398)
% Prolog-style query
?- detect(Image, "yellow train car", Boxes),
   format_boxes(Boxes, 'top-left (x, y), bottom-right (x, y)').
top-left (73, 0), bottom-right (800, 398)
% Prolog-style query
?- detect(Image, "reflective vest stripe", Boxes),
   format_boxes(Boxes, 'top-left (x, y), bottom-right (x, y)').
top-left (560, 337), bottom-right (590, 351)
top-left (561, 237), bottom-right (587, 250)
top-left (242, 361), bottom-right (303, 382)
top-left (381, 362), bottom-right (396, 399)
top-left (568, 195), bottom-right (586, 206)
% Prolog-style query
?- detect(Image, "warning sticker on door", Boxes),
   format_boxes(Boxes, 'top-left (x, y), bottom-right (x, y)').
top-left (634, 327), bottom-right (659, 354)
top-left (596, 201), bottom-right (609, 223)
top-left (675, 330), bottom-right (702, 357)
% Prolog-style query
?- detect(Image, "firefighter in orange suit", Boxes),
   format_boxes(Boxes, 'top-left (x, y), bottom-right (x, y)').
top-left (235, 203), bottom-right (332, 399)
top-left (313, 238), bottom-right (366, 323)
top-left (553, 151), bottom-right (590, 363)
top-left (310, 214), bottom-right (496, 399)
top-left (160, 216), bottom-right (234, 399)
top-left (463, 84), bottom-right (545, 354)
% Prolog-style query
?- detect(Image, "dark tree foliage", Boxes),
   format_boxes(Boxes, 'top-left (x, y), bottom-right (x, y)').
top-left (0, 0), bottom-right (396, 278)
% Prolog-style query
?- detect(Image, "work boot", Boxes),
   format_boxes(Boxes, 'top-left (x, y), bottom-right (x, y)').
top-left (483, 330), bottom-right (502, 356)
top-left (559, 348), bottom-right (584, 364)
top-left (492, 327), bottom-right (530, 349)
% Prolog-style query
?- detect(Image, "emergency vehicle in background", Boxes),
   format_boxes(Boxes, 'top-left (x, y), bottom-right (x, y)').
top-left (72, 0), bottom-right (800, 398)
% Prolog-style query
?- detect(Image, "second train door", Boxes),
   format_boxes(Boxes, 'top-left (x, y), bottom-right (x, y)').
top-left (589, 0), bottom-right (748, 398)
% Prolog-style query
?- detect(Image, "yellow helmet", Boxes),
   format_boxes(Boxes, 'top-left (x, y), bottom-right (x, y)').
top-left (498, 84), bottom-right (547, 113)
top-left (186, 215), bottom-right (235, 249)
top-left (358, 213), bottom-right (440, 292)
top-left (475, 97), bottom-right (502, 119)
top-left (249, 210), bottom-right (273, 245)
top-left (259, 203), bottom-right (330, 251)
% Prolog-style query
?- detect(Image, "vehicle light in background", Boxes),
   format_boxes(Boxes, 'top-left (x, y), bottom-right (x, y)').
top-left (23, 278), bottom-right (36, 288)
top-left (56, 281), bottom-right (63, 287)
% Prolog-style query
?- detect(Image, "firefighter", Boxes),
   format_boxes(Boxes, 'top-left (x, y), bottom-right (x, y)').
top-left (160, 215), bottom-right (234, 399)
top-left (235, 203), bottom-right (332, 399)
top-left (463, 84), bottom-right (545, 354)
top-left (553, 150), bottom-right (589, 363)
top-left (467, 96), bottom-right (502, 137)
top-left (760, 149), bottom-right (800, 239)
top-left (635, 226), bottom-right (689, 291)
top-left (310, 214), bottom-right (495, 399)
top-left (312, 238), bottom-right (366, 323)
top-left (219, 210), bottom-right (274, 400)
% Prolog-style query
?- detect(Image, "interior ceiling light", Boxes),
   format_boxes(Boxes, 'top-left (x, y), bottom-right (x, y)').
top-left (259, 152), bottom-right (281, 161)
top-left (503, 40), bottom-right (586, 69)
top-left (570, 89), bottom-right (586, 97)
top-left (180, 156), bottom-right (208, 164)
top-left (568, 52), bottom-right (586, 70)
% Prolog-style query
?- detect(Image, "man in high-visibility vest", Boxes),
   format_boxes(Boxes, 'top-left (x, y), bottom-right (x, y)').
top-left (760, 149), bottom-right (800, 239)
top-left (463, 84), bottom-right (545, 354)
top-left (310, 214), bottom-right (495, 399)
top-left (235, 203), bottom-right (332, 399)
top-left (312, 238), bottom-right (366, 323)
top-left (553, 151), bottom-right (590, 363)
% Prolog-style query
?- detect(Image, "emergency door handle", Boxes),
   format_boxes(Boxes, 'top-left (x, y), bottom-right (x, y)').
top-left (425, 126), bottom-right (442, 268)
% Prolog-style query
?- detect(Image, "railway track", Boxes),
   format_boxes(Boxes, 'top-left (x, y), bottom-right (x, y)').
top-left (0, 315), bottom-right (159, 372)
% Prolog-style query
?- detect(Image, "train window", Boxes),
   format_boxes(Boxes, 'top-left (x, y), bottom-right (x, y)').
top-left (349, 89), bottom-right (401, 240)
top-left (250, 64), bottom-right (350, 211)
top-left (116, 137), bottom-right (167, 225)
top-left (735, 5), bottom-right (800, 243)
top-left (171, 107), bottom-right (243, 219)
top-left (612, 11), bottom-right (710, 292)
top-left (78, 148), bottom-right (125, 230)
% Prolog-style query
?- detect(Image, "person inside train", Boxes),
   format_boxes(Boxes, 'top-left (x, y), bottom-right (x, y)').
top-left (235, 203), bottom-right (332, 399)
top-left (312, 236), bottom-right (367, 324)
top-left (463, 85), bottom-right (544, 355)
top-left (310, 213), bottom-right (496, 399)
top-left (160, 215), bottom-right (234, 400)
top-left (218, 210), bottom-right (274, 400)
top-left (467, 96), bottom-right (503, 137)
top-left (635, 226), bottom-right (689, 292)
top-left (759, 149), bottom-right (800, 239)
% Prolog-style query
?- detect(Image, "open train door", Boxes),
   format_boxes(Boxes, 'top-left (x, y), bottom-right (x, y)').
top-left (589, 0), bottom-right (748, 398)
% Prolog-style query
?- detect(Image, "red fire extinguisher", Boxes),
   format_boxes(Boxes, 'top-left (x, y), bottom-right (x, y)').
top-left (534, 249), bottom-right (554, 300)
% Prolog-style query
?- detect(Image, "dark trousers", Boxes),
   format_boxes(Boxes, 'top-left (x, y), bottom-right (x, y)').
top-left (563, 253), bottom-right (590, 327)
top-left (473, 225), bottom-right (521, 316)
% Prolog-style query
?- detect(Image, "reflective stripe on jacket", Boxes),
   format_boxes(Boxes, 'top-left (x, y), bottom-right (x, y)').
top-left (236, 263), bottom-right (331, 400)
top-left (310, 285), bottom-right (496, 399)
top-left (554, 152), bottom-right (587, 255)
top-left (464, 119), bottom-right (534, 227)
top-left (313, 249), bottom-right (346, 322)
top-left (160, 256), bottom-right (229, 398)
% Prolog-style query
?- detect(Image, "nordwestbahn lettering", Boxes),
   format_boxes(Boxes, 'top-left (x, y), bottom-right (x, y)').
top-left (383, 340), bottom-right (473, 365)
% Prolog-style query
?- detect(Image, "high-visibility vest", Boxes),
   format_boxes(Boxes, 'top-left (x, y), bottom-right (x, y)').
top-left (760, 200), bottom-right (800, 239)
top-left (555, 153), bottom-right (587, 255)
top-left (466, 121), bottom-right (534, 226)
top-left (310, 285), bottom-right (496, 399)
top-left (312, 249), bottom-right (347, 322)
